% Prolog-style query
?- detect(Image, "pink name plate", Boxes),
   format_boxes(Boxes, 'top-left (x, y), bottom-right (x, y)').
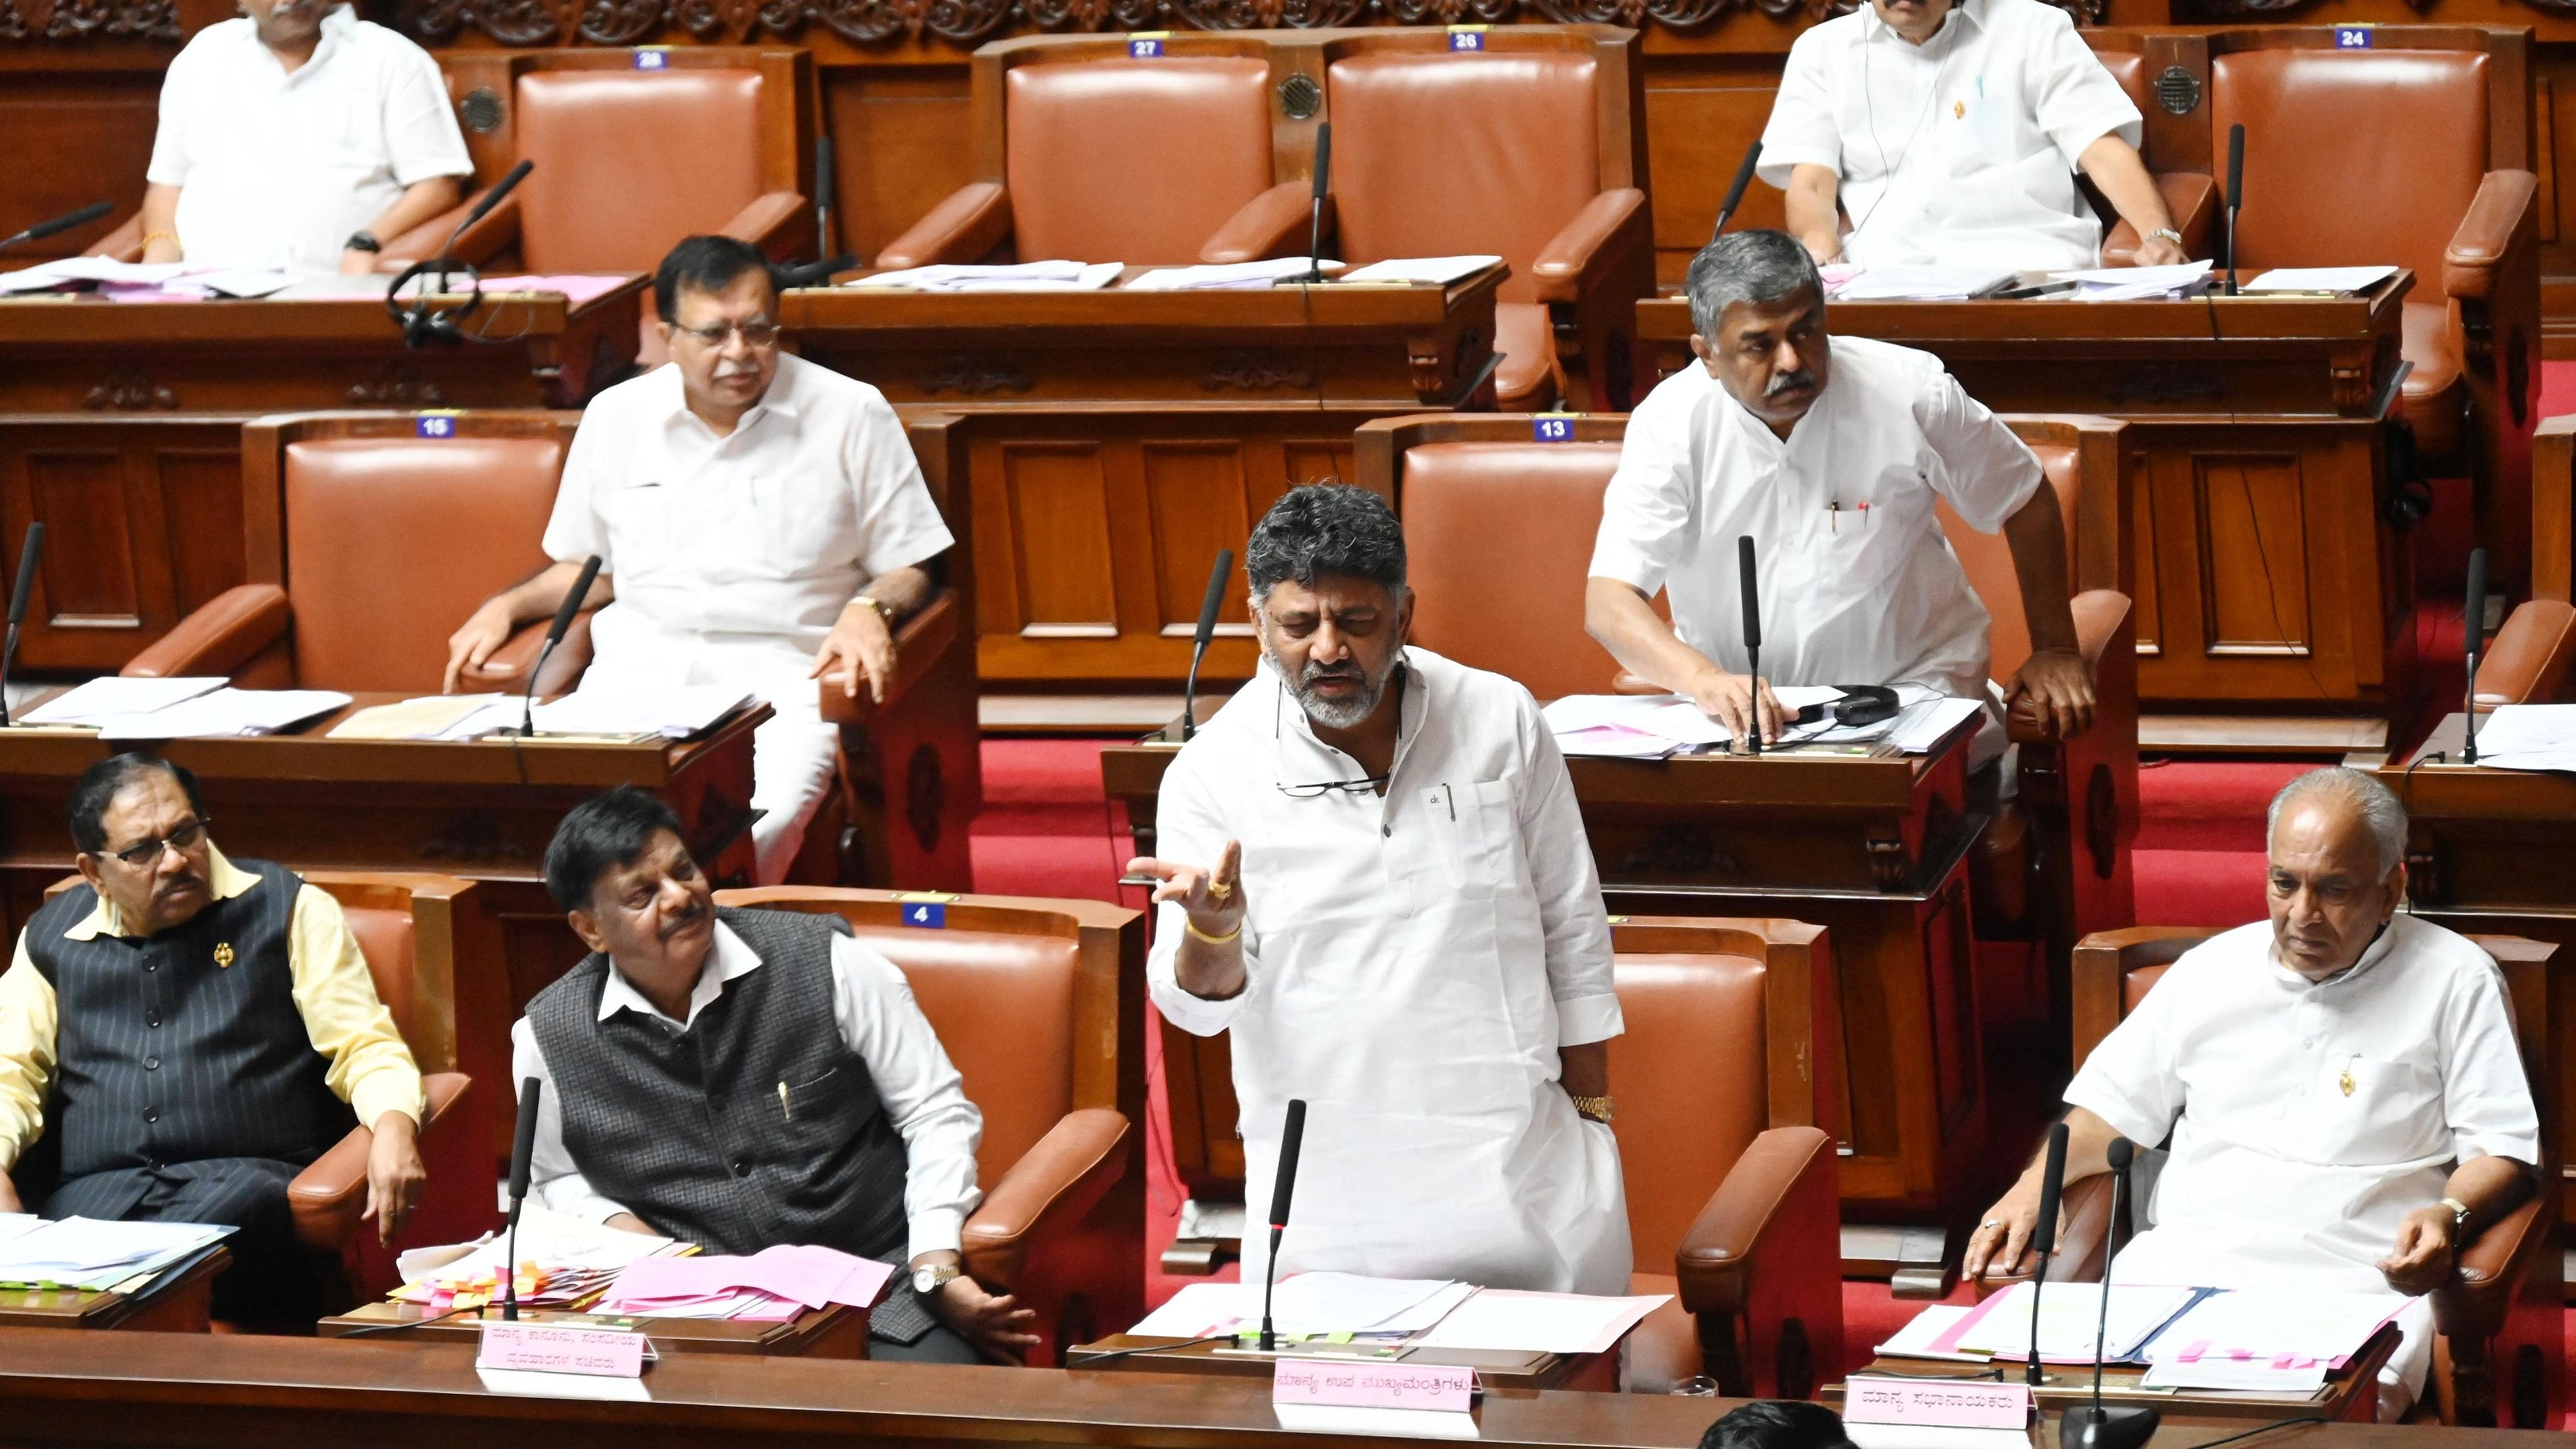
top-left (477, 1321), bottom-right (649, 1378)
top-left (1273, 1359), bottom-right (1475, 1412)
top-left (1844, 1377), bottom-right (2032, 1430)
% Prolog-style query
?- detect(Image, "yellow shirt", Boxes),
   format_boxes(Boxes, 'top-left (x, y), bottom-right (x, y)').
top-left (0, 843), bottom-right (424, 1172)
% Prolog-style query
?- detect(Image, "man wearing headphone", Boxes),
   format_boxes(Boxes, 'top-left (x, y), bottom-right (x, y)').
top-left (1761, 0), bottom-right (2186, 272)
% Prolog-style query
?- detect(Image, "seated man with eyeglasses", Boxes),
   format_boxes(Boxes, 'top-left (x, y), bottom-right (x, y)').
top-left (1128, 485), bottom-right (1633, 1293)
top-left (442, 233), bottom-right (955, 884)
top-left (0, 753), bottom-right (429, 1329)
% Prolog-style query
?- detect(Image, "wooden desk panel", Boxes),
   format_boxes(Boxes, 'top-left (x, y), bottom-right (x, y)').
top-left (321, 1302), bottom-right (869, 1359)
top-left (0, 284), bottom-right (644, 672)
top-left (1065, 1336), bottom-right (1616, 1391)
top-left (786, 269), bottom-right (1504, 409)
top-left (1637, 283), bottom-right (2412, 729)
top-left (1841, 1323), bottom-right (2401, 1425)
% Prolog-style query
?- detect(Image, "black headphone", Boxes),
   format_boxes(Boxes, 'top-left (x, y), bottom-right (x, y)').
top-left (1790, 685), bottom-right (1904, 727)
top-left (385, 259), bottom-right (484, 349)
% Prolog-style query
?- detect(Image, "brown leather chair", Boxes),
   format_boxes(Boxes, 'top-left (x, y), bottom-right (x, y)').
top-left (2047, 927), bottom-right (2561, 1428)
top-left (2474, 414), bottom-right (2576, 708)
top-left (2078, 33), bottom-right (2221, 266)
top-left (1319, 26), bottom-right (1650, 413)
top-left (711, 886), bottom-right (1146, 1365)
top-left (877, 35), bottom-right (1309, 271)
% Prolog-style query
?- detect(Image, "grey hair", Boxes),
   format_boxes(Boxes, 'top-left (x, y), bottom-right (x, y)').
top-left (1685, 229), bottom-right (1824, 338)
top-left (1244, 483), bottom-right (1407, 601)
top-left (2267, 767), bottom-right (2408, 876)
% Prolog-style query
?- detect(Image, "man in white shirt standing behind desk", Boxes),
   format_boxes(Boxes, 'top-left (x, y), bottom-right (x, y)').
top-left (1759, 0), bottom-right (2185, 271)
top-left (446, 235), bottom-right (956, 884)
top-left (1129, 484), bottom-right (1632, 1296)
top-left (1584, 229), bottom-right (2096, 767)
top-left (140, 0), bottom-right (470, 274)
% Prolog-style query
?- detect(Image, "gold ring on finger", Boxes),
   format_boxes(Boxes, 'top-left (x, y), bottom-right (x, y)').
top-left (1207, 878), bottom-right (1233, 900)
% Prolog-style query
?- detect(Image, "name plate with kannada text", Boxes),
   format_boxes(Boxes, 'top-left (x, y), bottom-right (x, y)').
top-left (478, 1321), bottom-right (648, 1379)
top-left (1274, 1359), bottom-right (1474, 1412)
top-left (1843, 1377), bottom-right (2031, 1430)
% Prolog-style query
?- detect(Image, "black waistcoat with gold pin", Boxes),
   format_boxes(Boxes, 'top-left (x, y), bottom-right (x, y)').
top-left (25, 857), bottom-right (355, 1207)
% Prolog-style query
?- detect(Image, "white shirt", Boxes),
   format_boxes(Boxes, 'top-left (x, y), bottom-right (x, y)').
top-left (146, 5), bottom-right (470, 274)
top-left (1589, 336), bottom-right (2041, 756)
top-left (511, 921), bottom-right (984, 1260)
top-left (1147, 647), bottom-right (1632, 1295)
top-left (2069, 913), bottom-right (2539, 1293)
top-left (545, 352), bottom-right (957, 686)
top-left (1759, 0), bottom-right (2141, 271)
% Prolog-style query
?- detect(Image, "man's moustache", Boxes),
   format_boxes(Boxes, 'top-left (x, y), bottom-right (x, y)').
top-left (660, 902), bottom-right (709, 940)
top-left (1765, 370), bottom-right (1814, 398)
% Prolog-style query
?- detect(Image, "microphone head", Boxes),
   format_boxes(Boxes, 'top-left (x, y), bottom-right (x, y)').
top-left (2031, 1120), bottom-right (2070, 1258)
top-left (2226, 124), bottom-right (2245, 200)
top-left (507, 1075), bottom-right (544, 1200)
top-left (2464, 547), bottom-right (2490, 652)
top-left (1193, 547), bottom-right (1234, 652)
top-left (1736, 534), bottom-right (1763, 650)
top-left (27, 201), bottom-right (113, 242)
top-left (1268, 1098), bottom-right (1309, 1230)
top-left (7, 522), bottom-right (44, 628)
top-left (545, 555), bottom-right (603, 647)
top-left (815, 136), bottom-right (836, 210)
top-left (1311, 123), bottom-right (1332, 200)
top-left (470, 160), bottom-right (535, 224)
top-left (2106, 1135), bottom-right (2135, 1172)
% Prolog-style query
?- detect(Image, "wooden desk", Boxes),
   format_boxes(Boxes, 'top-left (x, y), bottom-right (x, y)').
top-left (0, 1244), bottom-right (228, 1333)
top-left (1638, 281), bottom-right (2413, 742)
top-left (0, 1325), bottom-right (2531, 1449)
top-left (0, 281), bottom-right (645, 672)
top-left (319, 1301), bottom-right (869, 1359)
top-left (1839, 1322), bottom-right (2401, 1426)
top-left (785, 268), bottom-right (1504, 410)
top-left (0, 694), bottom-right (762, 1170)
top-left (1066, 1335), bottom-right (1616, 1391)
top-left (1105, 712), bottom-right (1993, 1293)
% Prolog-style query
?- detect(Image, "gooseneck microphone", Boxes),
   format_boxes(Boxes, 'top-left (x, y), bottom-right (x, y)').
top-left (2463, 547), bottom-right (2490, 764)
top-left (503, 1075), bottom-right (544, 1321)
top-left (2223, 124), bottom-right (2245, 297)
top-left (1738, 534), bottom-right (1763, 755)
top-left (2026, 1120), bottom-right (2070, 1388)
top-left (2061, 1138), bottom-right (2157, 1449)
top-left (1181, 548), bottom-right (1233, 742)
top-left (814, 135), bottom-right (837, 260)
top-left (1299, 124), bottom-right (1333, 285)
top-left (1, 201), bottom-right (112, 253)
top-left (1711, 141), bottom-right (1763, 244)
top-left (521, 555), bottom-right (601, 737)
top-left (1256, 1099), bottom-right (1308, 1352)
top-left (444, 160), bottom-right (533, 263)
top-left (0, 523), bottom-right (43, 728)
top-left (394, 160), bottom-right (536, 348)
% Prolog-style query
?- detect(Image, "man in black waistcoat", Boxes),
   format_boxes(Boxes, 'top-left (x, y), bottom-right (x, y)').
top-left (514, 786), bottom-right (1035, 1363)
top-left (0, 754), bottom-right (429, 1330)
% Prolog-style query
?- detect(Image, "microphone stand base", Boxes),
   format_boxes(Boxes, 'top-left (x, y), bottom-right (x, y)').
top-left (2059, 1405), bottom-right (2158, 1449)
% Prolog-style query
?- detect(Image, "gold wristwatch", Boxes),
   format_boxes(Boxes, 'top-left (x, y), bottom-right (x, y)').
top-left (1570, 1094), bottom-right (1614, 1125)
top-left (854, 594), bottom-right (895, 626)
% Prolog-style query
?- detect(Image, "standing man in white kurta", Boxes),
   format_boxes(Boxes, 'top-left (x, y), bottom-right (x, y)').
top-left (140, 0), bottom-right (470, 274)
top-left (445, 236), bottom-right (955, 884)
top-left (1961, 769), bottom-right (2538, 1421)
top-left (1131, 485), bottom-right (1632, 1294)
top-left (1760, 0), bottom-right (2183, 271)
top-left (1585, 229), bottom-right (2095, 763)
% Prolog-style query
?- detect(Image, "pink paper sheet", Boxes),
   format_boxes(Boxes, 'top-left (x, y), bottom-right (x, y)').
top-left (599, 1244), bottom-right (894, 1315)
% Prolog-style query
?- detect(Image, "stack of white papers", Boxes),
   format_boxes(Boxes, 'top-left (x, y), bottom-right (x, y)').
top-left (1542, 686), bottom-right (1971, 756)
top-left (0, 258), bottom-right (193, 295)
top-left (22, 676), bottom-right (225, 727)
top-left (328, 694), bottom-right (522, 741)
top-left (2139, 1288), bottom-right (2404, 1371)
top-left (2050, 260), bottom-right (2212, 301)
top-left (1938, 1281), bottom-right (2199, 1363)
top-left (1131, 1273), bottom-right (1469, 1338)
top-left (2241, 265), bottom-right (2398, 294)
top-left (1831, 265), bottom-right (2017, 301)
top-left (527, 685), bottom-right (753, 739)
top-left (95, 688), bottom-right (351, 741)
top-left (0, 259), bottom-right (296, 299)
top-left (845, 261), bottom-right (1122, 292)
top-left (1409, 1288), bottom-right (1668, 1355)
top-left (1338, 255), bottom-right (1500, 286)
top-left (2461, 704), bottom-right (2576, 773)
top-left (0, 1216), bottom-right (231, 1291)
top-left (1125, 258), bottom-right (1344, 291)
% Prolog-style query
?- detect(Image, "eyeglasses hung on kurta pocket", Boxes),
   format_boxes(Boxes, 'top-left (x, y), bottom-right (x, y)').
top-left (1274, 775), bottom-right (1389, 799)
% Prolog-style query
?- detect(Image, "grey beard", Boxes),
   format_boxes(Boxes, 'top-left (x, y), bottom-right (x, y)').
top-left (1294, 671), bottom-right (1384, 729)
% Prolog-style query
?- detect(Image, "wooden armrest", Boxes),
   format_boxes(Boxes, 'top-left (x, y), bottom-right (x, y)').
top-left (2102, 173), bottom-right (2218, 265)
top-left (2431, 1192), bottom-right (2547, 1339)
top-left (2475, 600), bottom-right (2576, 708)
top-left (459, 611), bottom-right (595, 696)
top-left (285, 1072), bottom-right (470, 1251)
top-left (1675, 1126), bottom-right (1836, 1315)
top-left (959, 1108), bottom-right (1129, 1291)
top-left (876, 184), bottom-right (1010, 270)
top-left (2444, 171), bottom-right (2539, 303)
top-left (720, 191), bottom-right (811, 260)
top-left (380, 192), bottom-right (518, 271)
top-left (1201, 182), bottom-right (1328, 265)
top-left (122, 584), bottom-right (291, 679)
top-left (1973, 1170), bottom-right (2118, 1297)
top-left (1532, 189), bottom-right (1647, 305)
top-left (820, 589), bottom-right (962, 724)
top-left (2007, 589), bottom-right (2130, 744)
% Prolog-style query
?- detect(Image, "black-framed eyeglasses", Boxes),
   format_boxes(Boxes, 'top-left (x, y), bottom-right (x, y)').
top-left (98, 817), bottom-right (212, 867)
top-left (672, 319), bottom-right (782, 348)
top-left (1274, 776), bottom-right (1388, 799)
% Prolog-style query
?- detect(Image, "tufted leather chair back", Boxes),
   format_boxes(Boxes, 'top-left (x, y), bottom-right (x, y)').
top-left (1609, 952), bottom-right (1769, 1273)
top-left (1933, 442), bottom-right (2081, 683)
top-left (1004, 58), bottom-right (1276, 263)
top-left (1400, 440), bottom-right (1628, 701)
top-left (846, 923), bottom-right (1080, 1182)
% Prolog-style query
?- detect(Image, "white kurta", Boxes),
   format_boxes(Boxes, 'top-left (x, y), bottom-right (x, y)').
top-left (543, 354), bottom-right (956, 882)
top-left (146, 7), bottom-right (470, 274)
top-left (1759, 0), bottom-right (2142, 271)
top-left (2066, 914), bottom-right (2541, 1404)
top-left (1147, 647), bottom-right (1632, 1294)
top-left (1588, 337), bottom-right (2042, 763)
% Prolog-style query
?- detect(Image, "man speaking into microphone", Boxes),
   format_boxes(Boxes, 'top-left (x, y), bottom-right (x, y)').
top-left (1129, 485), bottom-right (1632, 1295)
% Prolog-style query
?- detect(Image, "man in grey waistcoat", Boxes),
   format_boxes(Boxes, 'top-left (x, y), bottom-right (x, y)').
top-left (511, 786), bottom-right (1034, 1363)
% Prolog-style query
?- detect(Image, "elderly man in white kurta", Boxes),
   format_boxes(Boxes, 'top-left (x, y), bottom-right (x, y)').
top-left (446, 235), bottom-right (954, 884)
top-left (1760, 0), bottom-right (2182, 272)
top-left (1963, 769), bottom-right (2539, 1421)
top-left (1131, 485), bottom-right (1631, 1294)
top-left (1586, 229), bottom-right (2096, 764)
top-left (140, 0), bottom-right (469, 275)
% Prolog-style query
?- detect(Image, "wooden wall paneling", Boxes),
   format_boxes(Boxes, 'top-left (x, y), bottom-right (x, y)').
top-left (0, 55), bottom-right (163, 264)
top-left (2194, 451), bottom-right (2313, 657)
top-left (1140, 441), bottom-right (1254, 645)
top-left (1640, 55), bottom-right (1790, 287)
top-left (994, 440), bottom-right (1120, 640)
top-left (2125, 442), bottom-right (2162, 658)
top-left (823, 65), bottom-right (975, 265)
